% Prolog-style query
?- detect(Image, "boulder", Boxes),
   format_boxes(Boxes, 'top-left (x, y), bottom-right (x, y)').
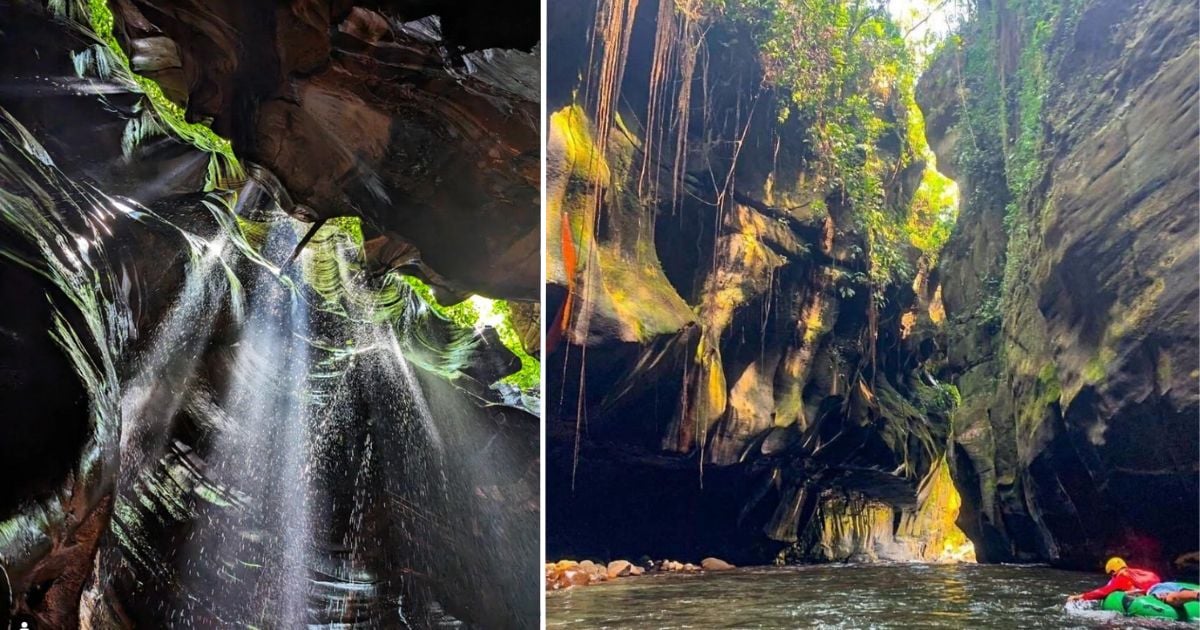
top-left (1174, 552), bottom-right (1199, 576)
top-left (701, 557), bottom-right (735, 571)
top-left (606, 560), bottom-right (632, 579)
top-left (553, 567), bottom-right (591, 590)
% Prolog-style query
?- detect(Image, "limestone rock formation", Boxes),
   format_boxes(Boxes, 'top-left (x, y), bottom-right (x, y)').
top-left (919, 0), bottom-right (1198, 570)
top-left (546, 0), bottom-right (968, 566)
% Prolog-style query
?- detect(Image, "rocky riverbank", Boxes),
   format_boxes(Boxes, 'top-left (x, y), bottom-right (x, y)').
top-left (546, 557), bottom-right (737, 590)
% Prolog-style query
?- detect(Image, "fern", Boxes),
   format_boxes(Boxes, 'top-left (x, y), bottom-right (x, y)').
top-left (120, 107), bottom-right (166, 158)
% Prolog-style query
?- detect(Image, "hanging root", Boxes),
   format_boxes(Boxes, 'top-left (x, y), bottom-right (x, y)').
top-left (281, 218), bottom-right (328, 272)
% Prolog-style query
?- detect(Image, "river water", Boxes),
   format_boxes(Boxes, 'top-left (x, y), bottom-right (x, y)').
top-left (547, 564), bottom-right (1194, 629)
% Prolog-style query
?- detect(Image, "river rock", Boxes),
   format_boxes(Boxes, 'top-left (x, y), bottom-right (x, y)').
top-left (630, 565), bottom-right (645, 576)
top-left (606, 560), bottom-right (632, 578)
top-left (701, 557), bottom-right (735, 571)
top-left (579, 560), bottom-right (608, 582)
top-left (1174, 552), bottom-right (1199, 575)
top-left (553, 567), bottom-right (591, 590)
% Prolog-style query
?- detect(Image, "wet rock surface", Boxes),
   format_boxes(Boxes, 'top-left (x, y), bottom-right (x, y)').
top-left (919, 0), bottom-right (1198, 571)
top-left (0, 1), bottom-right (540, 627)
top-left (546, 0), bottom-right (1197, 579)
top-left (700, 557), bottom-right (735, 571)
top-left (107, 0), bottom-right (540, 300)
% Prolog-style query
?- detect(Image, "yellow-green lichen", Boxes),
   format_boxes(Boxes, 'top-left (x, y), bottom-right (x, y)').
top-left (552, 104), bottom-right (611, 184)
top-left (1082, 347), bottom-right (1115, 385)
top-left (1035, 362), bottom-right (1061, 405)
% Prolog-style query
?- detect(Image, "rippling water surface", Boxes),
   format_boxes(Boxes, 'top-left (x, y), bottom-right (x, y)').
top-left (547, 564), bottom-right (1194, 629)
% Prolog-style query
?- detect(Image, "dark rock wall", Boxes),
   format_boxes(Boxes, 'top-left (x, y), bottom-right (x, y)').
top-left (920, 0), bottom-right (1198, 572)
top-left (111, 0), bottom-right (540, 300)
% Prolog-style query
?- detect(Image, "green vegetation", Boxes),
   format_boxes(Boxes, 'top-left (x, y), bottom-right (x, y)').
top-left (66, 1), bottom-right (539, 394)
top-left (738, 0), bottom-right (912, 288)
top-left (1082, 348), bottom-right (1114, 386)
top-left (705, 0), bottom-right (956, 295)
top-left (62, 0), bottom-right (241, 189)
top-left (946, 0), bottom-right (1085, 322)
top-left (403, 277), bottom-right (541, 391)
top-left (971, 275), bottom-right (1003, 330)
top-left (1036, 362), bottom-right (1061, 405)
top-left (915, 377), bottom-right (961, 416)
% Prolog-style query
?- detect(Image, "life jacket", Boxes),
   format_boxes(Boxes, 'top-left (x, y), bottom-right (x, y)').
top-left (1123, 568), bottom-right (1162, 591)
top-left (1082, 567), bottom-right (1162, 600)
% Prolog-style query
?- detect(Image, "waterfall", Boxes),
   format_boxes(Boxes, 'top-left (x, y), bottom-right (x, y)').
top-left (0, 98), bottom-right (537, 626)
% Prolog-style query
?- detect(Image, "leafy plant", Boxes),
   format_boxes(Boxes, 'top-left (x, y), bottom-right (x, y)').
top-left (69, 0), bottom-right (241, 190)
top-left (402, 277), bottom-right (540, 391)
top-left (708, 0), bottom-right (956, 291)
top-left (942, 0), bottom-right (1085, 334)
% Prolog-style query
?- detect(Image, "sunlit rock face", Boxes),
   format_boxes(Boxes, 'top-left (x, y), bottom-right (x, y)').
top-left (790, 459), bottom-right (975, 564)
top-left (545, 0), bottom-right (967, 566)
top-left (919, 0), bottom-right (1198, 572)
top-left (0, 1), bottom-right (538, 627)
top-left (111, 0), bottom-right (540, 300)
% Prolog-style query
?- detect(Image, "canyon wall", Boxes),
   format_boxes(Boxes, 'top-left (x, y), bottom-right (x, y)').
top-left (547, 0), bottom-right (1197, 576)
top-left (920, 0), bottom-right (1198, 571)
top-left (546, 0), bottom-right (970, 565)
top-left (0, 1), bottom-right (540, 626)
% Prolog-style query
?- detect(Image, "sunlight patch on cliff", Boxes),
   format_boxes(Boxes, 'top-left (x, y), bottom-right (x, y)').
top-left (887, 0), bottom-right (968, 64)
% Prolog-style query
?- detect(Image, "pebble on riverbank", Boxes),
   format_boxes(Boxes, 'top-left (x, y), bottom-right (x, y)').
top-left (546, 557), bottom-right (735, 590)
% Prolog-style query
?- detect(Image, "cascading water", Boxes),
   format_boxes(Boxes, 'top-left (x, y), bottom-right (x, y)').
top-left (163, 219), bottom-right (318, 627)
top-left (0, 3), bottom-right (539, 627)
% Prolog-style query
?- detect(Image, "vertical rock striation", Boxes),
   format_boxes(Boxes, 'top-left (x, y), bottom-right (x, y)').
top-left (920, 0), bottom-right (1198, 571)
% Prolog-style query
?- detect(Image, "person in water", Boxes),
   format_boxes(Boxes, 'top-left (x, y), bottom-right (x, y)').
top-left (1148, 582), bottom-right (1200, 606)
top-left (1066, 557), bottom-right (1161, 602)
